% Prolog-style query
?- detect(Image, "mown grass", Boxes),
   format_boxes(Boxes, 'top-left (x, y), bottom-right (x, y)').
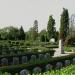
top-left (1, 65), bottom-right (75, 75)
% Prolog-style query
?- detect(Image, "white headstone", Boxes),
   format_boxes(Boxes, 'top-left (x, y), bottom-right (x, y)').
top-left (50, 38), bottom-right (55, 43)
top-left (59, 39), bottom-right (64, 54)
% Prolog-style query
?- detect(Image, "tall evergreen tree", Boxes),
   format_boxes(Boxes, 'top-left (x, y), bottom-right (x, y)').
top-left (59, 8), bottom-right (69, 54)
top-left (34, 20), bottom-right (38, 33)
top-left (60, 8), bottom-right (69, 41)
top-left (19, 26), bottom-right (25, 40)
top-left (47, 15), bottom-right (56, 40)
top-left (32, 20), bottom-right (38, 40)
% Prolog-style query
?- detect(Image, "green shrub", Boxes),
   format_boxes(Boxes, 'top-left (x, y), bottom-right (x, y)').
top-left (16, 42), bottom-right (19, 45)
top-left (64, 46), bottom-right (75, 52)
top-left (64, 46), bottom-right (72, 52)
top-left (25, 41), bottom-right (32, 46)
top-left (46, 45), bottom-right (58, 48)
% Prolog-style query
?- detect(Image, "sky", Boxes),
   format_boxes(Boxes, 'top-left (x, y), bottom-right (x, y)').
top-left (0, 0), bottom-right (75, 32)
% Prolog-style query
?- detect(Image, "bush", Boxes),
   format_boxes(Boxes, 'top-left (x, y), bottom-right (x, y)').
top-left (31, 47), bottom-right (38, 52)
top-left (46, 45), bottom-right (58, 48)
top-left (16, 42), bottom-right (19, 45)
top-left (64, 46), bottom-right (72, 52)
top-left (25, 41), bottom-right (32, 46)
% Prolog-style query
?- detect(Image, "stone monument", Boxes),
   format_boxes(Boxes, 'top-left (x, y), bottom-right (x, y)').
top-left (59, 39), bottom-right (64, 54)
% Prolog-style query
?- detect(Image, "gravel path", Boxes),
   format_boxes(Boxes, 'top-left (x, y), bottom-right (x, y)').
top-left (53, 48), bottom-right (74, 57)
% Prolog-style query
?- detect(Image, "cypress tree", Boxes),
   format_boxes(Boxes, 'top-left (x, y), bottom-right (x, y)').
top-left (19, 26), bottom-right (25, 40)
top-left (60, 8), bottom-right (69, 41)
top-left (47, 15), bottom-right (56, 41)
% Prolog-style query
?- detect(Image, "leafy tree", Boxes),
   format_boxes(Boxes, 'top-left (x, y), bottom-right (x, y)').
top-left (19, 26), bottom-right (25, 40)
top-left (60, 8), bottom-right (69, 41)
top-left (26, 27), bottom-right (34, 41)
top-left (0, 26), bottom-right (19, 40)
top-left (65, 31), bottom-right (75, 46)
top-left (7, 26), bottom-right (19, 40)
top-left (55, 31), bottom-right (59, 42)
top-left (47, 15), bottom-right (56, 40)
top-left (39, 29), bottom-right (48, 42)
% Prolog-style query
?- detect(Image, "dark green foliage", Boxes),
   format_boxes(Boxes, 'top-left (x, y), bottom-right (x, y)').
top-left (26, 20), bottom-right (38, 41)
top-left (34, 20), bottom-right (38, 33)
top-left (40, 35), bottom-right (45, 42)
top-left (19, 26), bottom-right (26, 40)
top-left (47, 15), bottom-right (56, 40)
top-left (0, 26), bottom-right (26, 40)
top-left (26, 27), bottom-right (36, 41)
top-left (0, 26), bottom-right (19, 40)
top-left (39, 29), bottom-right (49, 42)
top-left (55, 31), bottom-right (59, 42)
top-left (65, 32), bottom-right (75, 46)
top-left (46, 45), bottom-right (58, 48)
top-left (60, 8), bottom-right (69, 41)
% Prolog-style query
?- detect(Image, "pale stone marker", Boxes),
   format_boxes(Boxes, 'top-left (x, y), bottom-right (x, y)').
top-left (59, 39), bottom-right (64, 54)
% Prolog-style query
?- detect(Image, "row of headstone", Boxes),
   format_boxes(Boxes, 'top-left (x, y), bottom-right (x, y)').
top-left (1, 56), bottom-right (27, 66)
top-left (19, 58), bottom-right (75, 75)
top-left (1, 55), bottom-right (75, 67)
top-left (0, 53), bottom-right (51, 66)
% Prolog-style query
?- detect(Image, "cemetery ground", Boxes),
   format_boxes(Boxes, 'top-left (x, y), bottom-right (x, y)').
top-left (0, 8), bottom-right (75, 74)
top-left (0, 40), bottom-right (75, 75)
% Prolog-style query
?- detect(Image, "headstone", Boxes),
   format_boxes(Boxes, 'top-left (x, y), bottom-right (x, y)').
top-left (50, 38), bottom-right (55, 43)
top-left (72, 58), bottom-right (75, 64)
top-left (33, 67), bottom-right (41, 74)
top-left (56, 62), bottom-right (63, 69)
top-left (22, 56), bottom-right (27, 64)
top-left (45, 64), bottom-right (53, 71)
top-left (39, 54), bottom-right (44, 61)
top-left (30, 55), bottom-right (36, 62)
top-left (44, 53), bottom-right (50, 60)
top-left (13, 57), bottom-right (19, 65)
top-left (65, 60), bottom-right (70, 66)
top-left (20, 69), bottom-right (28, 75)
top-left (1, 58), bottom-right (8, 66)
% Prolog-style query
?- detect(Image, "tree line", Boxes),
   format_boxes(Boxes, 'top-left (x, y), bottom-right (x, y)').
top-left (0, 26), bottom-right (25, 40)
top-left (0, 8), bottom-right (72, 43)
